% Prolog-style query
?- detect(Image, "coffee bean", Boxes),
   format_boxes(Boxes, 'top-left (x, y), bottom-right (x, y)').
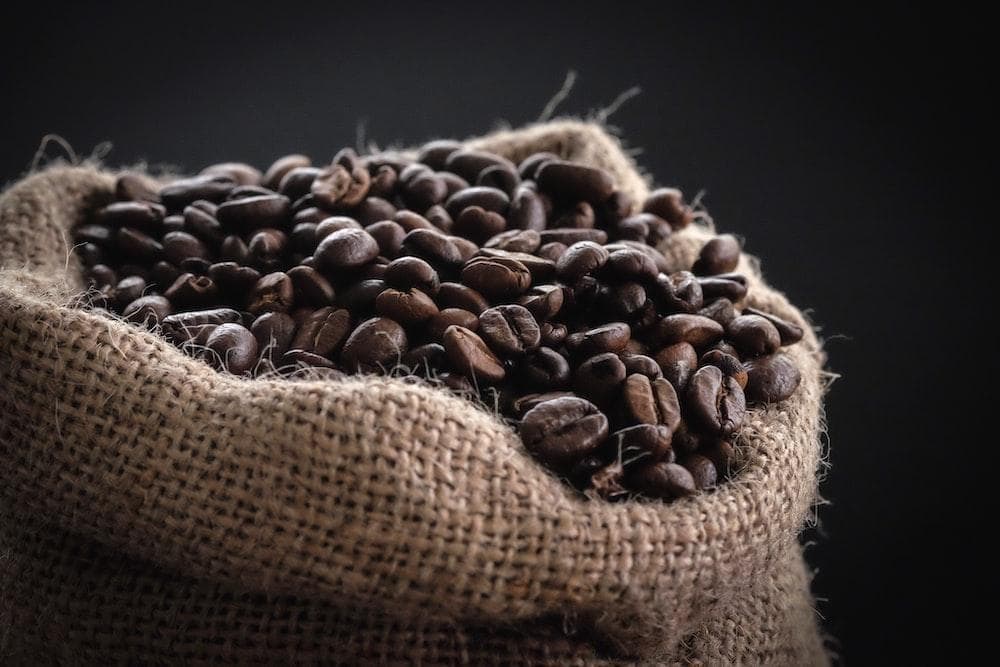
top-left (478, 304), bottom-right (540, 357)
top-left (698, 298), bottom-right (738, 326)
top-left (216, 194), bottom-right (291, 231)
top-left (354, 196), bottom-right (397, 225)
top-left (417, 139), bottom-right (463, 170)
top-left (573, 352), bottom-right (627, 403)
top-left (315, 216), bottom-right (362, 241)
top-left (290, 307), bottom-right (351, 357)
top-left (375, 287), bottom-right (439, 324)
top-left (602, 190), bottom-right (634, 224)
top-left (250, 311), bottom-right (297, 364)
top-left (282, 349), bottom-right (340, 371)
top-left (284, 265), bottom-right (334, 307)
top-left (122, 295), bottom-right (172, 327)
top-left (556, 241), bottom-right (609, 282)
top-left (516, 284), bottom-right (564, 320)
top-left (540, 322), bottom-right (568, 347)
top-left (700, 349), bottom-right (749, 389)
top-left (744, 353), bottom-right (801, 403)
top-left (654, 342), bottom-right (699, 391)
top-left (76, 242), bottom-right (104, 267)
top-left (476, 164), bottom-right (520, 196)
top-left (400, 228), bottom-right (463, 268)
top-left (116, 227), bottom-right (163, 262)
top-left (453, 205), bottom-right (506, 244)
top-left (727, 314), bottom-right (781, 357)
top-left (311, 163), bottom-right (370, 209)
top-left (475, 248), bottom-right (555, 282)
top-left (649, 271), bottom-right (703, 314)
top-left (693, 234), bottom-right (741, 275)
top-left (442, 325), bottom-right (506, 383)
top-left (164, 273), bottom-right (219, 308)
top-left (623, 374), bottom-right (682, 431)
top-left (161, 308), bottom-right (240, 343)
top-left (608, 424), bottom-right (674, 462)
top-left (364, 221), bottom-right (406, 258)
top-left (401, 173), bottom-right (448, 211)
top-left (702, 438), bottom-right (737, 476)
top-left (402, 342), bottom-right (447, 374)
top-left (84, 264), bottom-right (117, 291)
top-left (642, 188), bottom-right (693, 229)
top-left (150, 261), bottom-right (181, 290)
top-left (205, 323), bottom-right (258, 375)
top-left (681, 454), bottom-right (718, 490)
top-left (162, 231), bottom-right (210, 266)
top-left (445, 186), bottom-right (510, 217)
top-left (444, 149), bottom-right (517, 184)
top-left (698, 276), bottom-right (748, 302)
top-left (337, 278), bottom-right (387, 314)
top-left (247, 272), bottom-right (294, 315)
top-left (74, 223), bottom-right (115, 246)
top-left (566, 322), bottom-right (631, 356)
top-left (460, 256), bottom-right (531, 299)
top-left (596, 282), bottom-right (646, 319)
top-left (263, 154), bottom-right (311, 190)
top-left (652, 314), bottom-right (724, 348)
top-left (340, 317), bottom-right (408, 371)
top-left (517, 152), bottom-right (558, 180)
top-left (115, 173), bottom-right (160, 203)
top-left (604, 248), bottom-right (659, 282)
top-left (98, 201), bottom-right (166, 231)
top-left (743, 307), bottom-right (805, 346)
top-left (314, 228), bottom-right (379, 273)
top-left (113, 275), bottom-right (147, 308)
top-left (536, 161), bottom-right (615, 205)
top-left (208, 262), bottom-right (261, 296)
top-left (686, 365), bottom-right (746, 436)
top-left (537, 241), bottom-right (567, 262)
top-left (436, 282), bottom-right (489, 315)
top-left (627, 461), bottom-right (696, 499)
top-left (219, 235), bottom-right (249, 264)
top-left (484, 229), bottom-right (541, 254)
top-left (520, 396), bottom-right (609, 468)
top-left (553, 201), bottom-right (595, 228)
top-left (619, 353), bottom-right (662, 380)
top-left (426, 308), bottom-right (479, 342)
top-left (518, 347), bottom-right (571, 390)
top-left (507, 185), bottom-right (547, 231)
top-left (201, 162), bottom-right (261, 186)
top-left (538, 228), bottom-right (608, 245)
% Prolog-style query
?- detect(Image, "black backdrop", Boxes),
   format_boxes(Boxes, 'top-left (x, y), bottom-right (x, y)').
top-left (1, 3), bottom-right (988, 663)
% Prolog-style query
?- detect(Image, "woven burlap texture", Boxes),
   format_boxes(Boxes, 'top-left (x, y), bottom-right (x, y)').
top-left (0, 120), bottom-right (828, 665)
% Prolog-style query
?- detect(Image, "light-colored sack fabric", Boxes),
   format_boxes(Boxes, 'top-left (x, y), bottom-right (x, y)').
top-left (0, 121), bottom-right (828, 665)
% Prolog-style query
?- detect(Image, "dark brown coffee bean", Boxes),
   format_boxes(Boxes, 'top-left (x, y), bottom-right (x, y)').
top-left (609, 240), bottom-right (671, 274)
top-left (116, 227), bottom-right (163, 262)
top-left (436, 282), bottom-right (489, 315)
top-left (743, 307), bottom-right (805, 346)
top-left (474, 248), bottom-right (555, 282)
top-left (654, 342), bottom-right (699, 391)
top-left (160, 231), bottom-right (209, 267)
top-left (519, 396), bottom-right (608, 469)
top-left (181, 204), bottom-right (224, 246)
top-left (353, 196), bottom-right (397, 226)
top-left (366, 164), bottom-right (397, 199)
top-left (623, 374), bottom-right (682, 431)
top-left (698, 298), bottom-right (738, 326)
top-left (516, 284), bottom-right (564, 320)
top-left (178, 256), bottom-right (211, 275)
top-left (537, 241), bottom-right (567, 262)
top-left (263, 154), bottom-right (311, 190)
top-left (484, 229), bottom-right (541, 253)
top-left (401, 228), bottom-right (464, 268)
top-left (434, 371), bottom-right (474, 393)
top-left (311, 163), bottom-right (370, 209)
top-left (161, 271), bottom-right (216, 307)
top-left (402, 342), bottom-right (447, 373)
top-left (250, 311), bottom-right (297, 364)
top-left (442, 325), bottom-right (506, 383)
top-left (653, 314), bottom-right (724, 348)
top-left (513, 391), bottom-right (577, 416)
top-left (276, 166), bottom-right (320, 200)
top-left (602, 190), bottom-right (634, 224)
top-left (445, 186), bottom-right (510, 217)
top-left (74, 223), bottom-right (114, 245)
top-left (401, 174), bottom-right (448, 211)
top-left (161, 175), bottom-right (236, 211)
top-left (382, 256), bottom-right (439, 296)
top-left (604, 248), bottom-right (659, 282)
top-left (453, 206), bottom-right (506, 244)
top-left (340, 317), bottom-right (408, 371)
top-left (362, 220), bottom-right (405, 258)
top-left (122, 295), bottom-right (172, 327)
top-left (375, 287), bottom-right (439, 325)
top-left (150, 261), bottom-right (182, 290)
top-left (290, 307), bottom-right (351, 357)
top-left (161, 308), bottom-right (241, 344)
top-left (536, 161), bottom-right (615, 205)
top-left (337, 278), bottom-right (387, 314)
top-left (425, 308), bottom-right (479, 342)
top-left (620, 353), bottom-right (662, 380)
top-left (216, 194), bottom-right (290, 231)
top-left (539, 322), bottom-right (568, 347)
top-left (553, 201), bottom-right (595, 228)
top-left (698, 276), bottom-right (748, 302)
top-left (315, 217), bottom-right (363, 242)
top-left (437, 173), bottom-right (469, 200)
top-left (538, 228), bottom-right (608, 245)
top-left (517, 151), bottom-right (558, 180)
top-left (701, 349), bottom-right (749, 389)
top-left (112, 275), bottom-right (147, 308)
top-left (649, 271), bottom-right (703, 314)
top-left (313, 228), bottom-right (379, 273)
top-left (671, 419), bottom-right (702, 454)
top-left (247, 272), bottom-right (294, 315)
top-left (744, 353), bottom-right (801, 403)
top-left (702, 438), bottom-right (737, 476)
top-left (393, 210), bottom-right (435, 232)
top-left (627, 461), bottom-right (696, 499)
top-left (422, 204), bottom-right (451, 231)
top-left (205, 323), bottom-right (258, 375)
top-left (608, 424), bottom-right (674, 462)
top-left (693, 234), bottom-right (741, 275)
top-left (287, 265), bottom-right (335, 307)
top-left (556, 241), bottom-right (609, 281)
top-left (444, 149), bottom-right (517, 183)
top-left (727, 314), bottom-right (781, 357)
top-left (687, 365), bottom-right (746, 436)
top-left (507, 185), bottom-right (546, 231)
top-left (115, 173), bottom-right (160, 202)
top-left (417, 139), bottom-right (463, 170)
top-left (77, 242), bottom-right (104, 267)
top-left (596, 282), bottom-right (647, 320)
top-left (282, 349), bottom-right (340, 371)
top-left (477, 164), bottom-right (520, 196)
top-left (566, 323), bottom-right (631, 356)
top-left (573, 352), bottom-right (627, 403)
top-left (244, 228), bottom-right (286, 270)
top-left (85, 264), bottom-right (117, 290)
top-left (681, 454), bottom-right (718, 490)
top-left (218, 235), bottom-right (249, 264)
top-left (98, 201), bottom-right (166, 231)
top-left (460, 256), bottom-right (532, 299)
top-left (568, 455), bottom-right (608, 491)
top-left (208, 262), bottom-right (261, 296)
top-left (642, 187), bottom-right (694, 229)
top-left (478, 304), bottom-right (540, 357)
top-left (615, 213), bottom-right (673, 245)
top-left (200, 162), bottom-right (261, 187)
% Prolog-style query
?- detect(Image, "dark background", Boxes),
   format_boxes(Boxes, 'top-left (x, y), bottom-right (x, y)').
top-left (1, 3), bottom-right (988, 663)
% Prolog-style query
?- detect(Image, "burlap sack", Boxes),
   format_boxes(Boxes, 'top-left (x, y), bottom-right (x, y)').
top-left (0, 121), bottom-right (829, 665)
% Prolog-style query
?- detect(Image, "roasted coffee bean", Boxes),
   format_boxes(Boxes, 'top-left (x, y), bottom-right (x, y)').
top-left (216, 194), bottom-right (290, 230)
top-left (727, 314), bottom-right (781, 357)
top-left (553, 201), bottom-right (595, 228)
top-left (246, 228), bottom-right (287, 270)
top-left (460, 256), bottom-right (531, 299)
top-left (700, 349), bottom-right (749, 389)
top-left (478, 304), bottom-right (540, 357)
top-left (652, 314), bottom-right (724, 348)
top-left (444, 149), bottom-right (516, 184)
top-left (475, 247), bottom-right (555, 282)
top-left (642, 187), bottom-right (693, 229)
top-left (484, 229), bottom-right (541, 253)
top-left (340, 317), bottom-right (408, 371)
top-left (698, 298), bottom-right (738, 326)
top-left (566, 323), bottom-right (631, 356)
top-left (556, 241), bottom-right (609, 281)
top-left (517, 151), bottom-right (558, 180)
top-left (315, 216), bottom-right (363, 240)
top-left (539, 322), bottom-right (568, 347)
top-left (354, 196), bottom-right (397, 225)
top-left (250, 311), bottom-right (297, 363)
top-left (477, 164), bottom-right (520, 196)
top-left (698, 276), bottom-right (748, 302)
top-left (402, 342), bottom-right (447, 373)
top-left (445, 186), bottom-right (510, 217)
top-left (208, 262), bottom-right (260, 297)
top-left (417, 139), bottom-right (463, 170)
top-left (337, 279), bottom-right (388, 314)
top-left (424, 204), bottom-right (453, 231)
top-left (628, 461), bottom-right (696, 499)
top-left (287, 265), bottom-right (335, 307)
top-left (649, 271), bottom-right (703, 314)
top-left (614, 213), bottom-right (671, 245)
top-left (247, 272), bottom-right (294, 315)
top-left (610, 240), bottom-right (671, 274)
top-left (205, 323), bottom-right (258, 375)
top-left (74, 223), bottom-right (114, 245)
top-left (573, 352), bottom-right (627, 403)
top-left (182, 204), bottom-right (224, 246)
top-left (162, 231), bottom-right (209, 266)
top-left (438, 173), bottom-right (470, 199)
top-left (425, 308), bottom-right (479, 342)
top-left (122, 295), bottom-right (172, 326)
top-left (76, 242), bottom-right (104, 267)
top-left (375, 287), bottom-right (439, 324)
top-left (313, 228), bottom-right (379, 273)
top-left (290, 307), bottom-right (351, 357)
top-left (311, 163), bottom-right (370, 209)
top-left (519, 396), bottom-right (609, 468)
top-left (608, 424), bottom-right (674, 462)
top-left (596, 282), bottom-right (646, 319)
top-left (693, 234), bottom-right (741, 275)
top-left (365, 220), bottom-right (406, 258)
top-left (277, 166), bottom-right (320, 200)
top-left (681, 454), bottom-right (718, 490)
top-left (401, 173), bottom-right (448, 211)
top-left (85, 264), bottom-right (117, 290)
top-left (98, 201), bottom-right (166, 231)
top-left (537, 241), bottom-right (567, 262)
top-left (393, 210), bottom-right (435, 232)
top-left (113, 275), bottom-right (147, 308)
top-left (115, 173), bottom-right (160, 202)
top-left (539, 227), bottom-right (607, 245)
top-left (620, 353), bottom-right (662, 380)
top-left (453, 205), bottom-right (506, 244)
top-left (161, 175), bottom-right (235, 211)
top-left (282, 349), bottom-right (339, 371)
top-left (161, 308), bottom-right (242, 345)
top-left (702, 438), bottom-right (737, 476)
top-left (164, 273), bottom-right (219, 308)
top-left (743, 307), bottom-right (805, 346)
top-left (117, 227), bottom-right (163, 262)
top-left (744, 353), bottom-right (801, 403)
top-left (507, 185), bottom-right (547, 231)
top-left (263, 154), bottom-right (311, 190)
top-left (150, 261), bottom-right (181, 290)
top-left (512, 391), bottom-right (576, 416)
top-left (516, 284), bottom-right (564, 320)
top-left (401, 228), bottom-right (464, 268)
top-left (536, 161), bottom-right (615, 205)
top-left (435, 281), bottom-right (489, 315)
top-left (654, 342), bottom-right (699, 391)
top-left (368, 165), bottom-right (398, 199)
top-left (201, 162), bottom-right (261, 186)
top-left (218, 235), bottom-right (249, 265)
top-left (602, 190), bottom-right (634, 224)
top-left (442, 325), bottom-right (506, 383)
top-left (604, 248), bottom-right (659, 282)
top-left (435, 371), bottom-right (475, 393)
top-left (686, 365), bottom-right (746, 436)
top-left (623, 374), bottom-right (682, 430)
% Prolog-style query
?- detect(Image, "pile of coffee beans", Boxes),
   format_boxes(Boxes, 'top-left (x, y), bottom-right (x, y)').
top-left (72, 142), bottom-right (803, 502)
